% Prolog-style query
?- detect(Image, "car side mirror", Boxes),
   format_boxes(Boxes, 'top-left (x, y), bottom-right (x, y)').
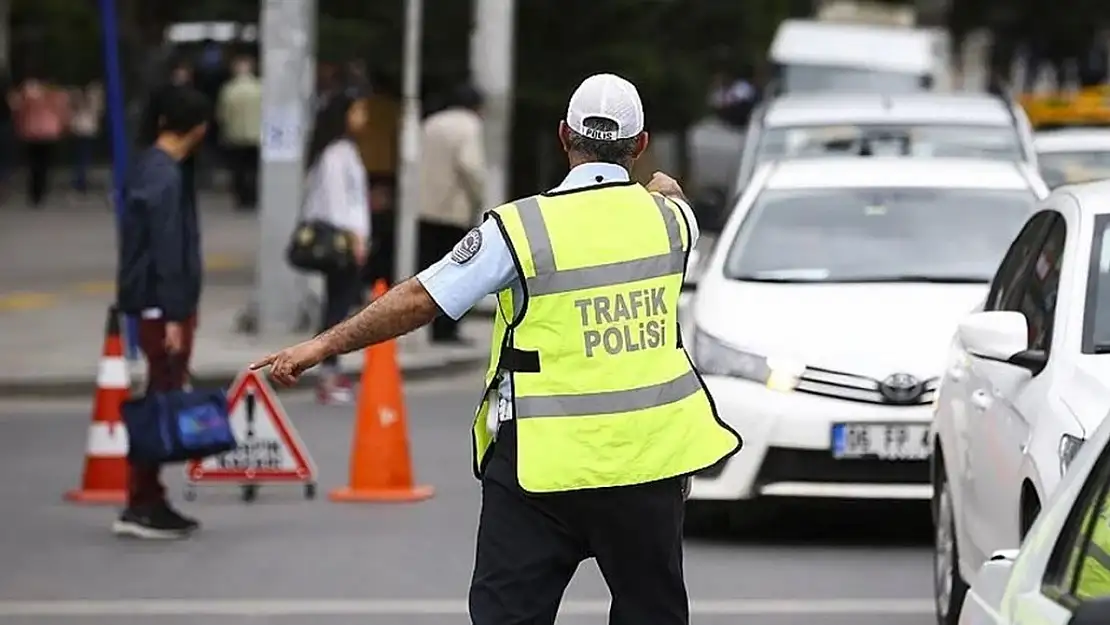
top-left (1069, 596), bottom-right (1110, 624)
top-left (692, 188), bottom-right (728, 234)
top-left (958, 311), bottom-right (1028, 359)
top-left (957, 311), bottom-right (1046, 373)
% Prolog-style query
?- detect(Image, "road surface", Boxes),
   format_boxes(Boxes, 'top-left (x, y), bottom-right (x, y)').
top-left (0, 367), bottom-right (935, 625)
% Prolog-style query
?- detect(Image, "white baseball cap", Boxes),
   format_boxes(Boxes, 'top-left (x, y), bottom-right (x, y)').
top-left (565, 73), bottom-right (645, 141)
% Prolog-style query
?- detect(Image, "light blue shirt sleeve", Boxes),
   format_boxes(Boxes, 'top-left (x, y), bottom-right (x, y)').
top-left (415, 219), bottom-right (518, 320)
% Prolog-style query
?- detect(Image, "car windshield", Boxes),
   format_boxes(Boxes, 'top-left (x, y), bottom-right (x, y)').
top-left (724, 187), bottom-right (1036, 283)
top-left (757, 124), bottom-right (1023, 164)
top-left (780, 64), bottom-right (924, 93)
top-left (1039, 150), bottom-right (1110, 186)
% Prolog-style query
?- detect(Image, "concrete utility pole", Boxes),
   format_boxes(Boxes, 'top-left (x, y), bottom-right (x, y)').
top-left (254, 0), bottom-right (317, 333)
top-left (395, 0), bottom-right (424, 283)
top-left (470, 0), bottom-right (516, 208)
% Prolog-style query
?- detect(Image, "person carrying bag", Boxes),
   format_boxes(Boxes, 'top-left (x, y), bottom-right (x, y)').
top-left (121, 360), bottom-right (235, 466)
top-left (285, 93), bottom-right (371, 404)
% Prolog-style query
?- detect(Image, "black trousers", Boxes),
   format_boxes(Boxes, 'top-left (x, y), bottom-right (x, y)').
top-left (418, 220), bottom-right (468, 341)
top-left (470, 421), bottom-right (689, 625)
top-left (24, 140), bottom-right (55, 206)
top-left (319, 266), bottom-right (361, 368)
top-left (226, 145), bottom-right (259, 209)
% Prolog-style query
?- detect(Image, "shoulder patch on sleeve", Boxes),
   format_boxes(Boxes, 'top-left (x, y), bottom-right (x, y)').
top-left (449, 228), bottom-right (483, 264)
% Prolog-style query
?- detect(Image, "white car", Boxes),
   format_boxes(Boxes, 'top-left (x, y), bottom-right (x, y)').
top-left (956, 401), bottom-right (1110, 625)
top-left (684, 157), bottom-right (1046, 524)
top-left (730, 92), bottom-right (1039, 194)
top-left (1034, 129), bottom-right (1110, 189)
top-left (932, 180), bottom-right (1110, 625)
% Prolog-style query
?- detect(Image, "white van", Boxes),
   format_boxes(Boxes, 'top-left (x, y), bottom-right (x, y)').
top-left (769, 19), bottom-right (949, 94)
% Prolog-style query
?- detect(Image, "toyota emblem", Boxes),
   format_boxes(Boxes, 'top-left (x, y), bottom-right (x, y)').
top-left (879, 373), bottom-right (923, 404)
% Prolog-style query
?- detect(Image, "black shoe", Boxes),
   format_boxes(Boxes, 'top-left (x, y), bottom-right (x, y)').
top-left (112, 505), bottom-right (193, 540)
top-left (158, 502), bottom-right (201, 533)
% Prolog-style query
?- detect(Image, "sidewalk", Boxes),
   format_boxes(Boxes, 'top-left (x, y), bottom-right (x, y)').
top-left (0, 284), bottom-right (493, 397)
top-left (0, 188), bottom-right (500, 315)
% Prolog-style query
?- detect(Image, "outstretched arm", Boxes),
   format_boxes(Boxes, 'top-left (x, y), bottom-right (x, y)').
top-left (318, 278), bottom-right (438, 357)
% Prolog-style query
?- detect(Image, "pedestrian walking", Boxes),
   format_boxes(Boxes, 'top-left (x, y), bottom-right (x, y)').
top-left (416, 84), bottom-right (486, 345)
top-left (217, 54), bottom-right (262, 210)
top-left (140, 61), bottom-right (199, 226)
top-left (10, 71), bottom-right (68, 207)
top-left (115, 87), bottom-right (211, 540)
top-left (68, 80), bottom-right (104, 193)
top-left (300, 93), bottom-right (371, 404)
top-left (0, 69), bottom-right (14, 199)
top-left (252, 73), bottom-right (742, 624)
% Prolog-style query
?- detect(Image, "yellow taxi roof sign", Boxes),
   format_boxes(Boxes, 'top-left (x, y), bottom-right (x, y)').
top-left (1020, 86), bottom-right (1110, 129)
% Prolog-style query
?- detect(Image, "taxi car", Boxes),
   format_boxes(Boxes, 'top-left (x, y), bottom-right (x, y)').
top-left (684, 156), bottom-right (1046, 530)
top-left (933, 180), bottom-right (1110, 624)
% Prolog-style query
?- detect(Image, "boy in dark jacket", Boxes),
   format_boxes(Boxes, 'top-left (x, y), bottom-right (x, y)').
top-left (115, 88), bottom-right (210, 539)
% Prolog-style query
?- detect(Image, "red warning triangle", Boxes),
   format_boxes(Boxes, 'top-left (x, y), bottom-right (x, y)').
top-left (185, 370), bottom-right (317, 483)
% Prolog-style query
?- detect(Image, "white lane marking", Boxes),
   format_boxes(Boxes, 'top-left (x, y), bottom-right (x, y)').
top-left (0, 598), bottom-right (932, 616)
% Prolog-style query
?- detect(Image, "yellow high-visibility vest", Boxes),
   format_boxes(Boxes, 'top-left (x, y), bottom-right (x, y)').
top-left (471, 182), bottom-right (742, 493)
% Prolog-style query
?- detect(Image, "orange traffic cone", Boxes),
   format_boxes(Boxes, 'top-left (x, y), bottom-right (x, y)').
top-left (329, 280), bottom-right (435, 503)
top-left (65, 307), bottom-right (131, 504)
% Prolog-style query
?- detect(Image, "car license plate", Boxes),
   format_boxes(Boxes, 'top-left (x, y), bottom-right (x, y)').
top-left (831, 423), bottom-right (930, 460)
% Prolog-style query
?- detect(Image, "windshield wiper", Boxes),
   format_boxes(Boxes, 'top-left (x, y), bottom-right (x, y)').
top-left (730, 276), bottom-right (823, 283)
top-left (1091, 344), bottom-right (1110, 354)
top-left (825, 275), bottom-right (989, 284)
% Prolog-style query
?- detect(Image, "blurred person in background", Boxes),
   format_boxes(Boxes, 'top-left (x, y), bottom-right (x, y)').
top-left (140, 59), bottom-right (198, 222)
top-left (300, 93), bottom-right (371, 404)
top-left (416, 83), bottom-right (485, 345)
top-left (0, 69), bottom-right (13, 199)
top-left (314, 63), bottom-right (342, 113)
top-left (344, 59), bottom-right (371, 97)
top-left (9, 69), bottom-right (69, 207)
top-left (193, 39), bottom-right (228, 189)
top-left (68, 80), bottom-right (104, 194)
top-left (115, 87), bottom-right (211, 539)
top-left (356, 69), bottom-right (401, 291)
top-left (217, 54), bottom-right (262, 211)
top-left (708, 68), bottom-right (757, 127)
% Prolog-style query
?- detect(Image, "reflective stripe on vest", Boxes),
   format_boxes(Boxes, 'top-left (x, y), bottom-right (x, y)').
top-left (518, 194), bottom-right (687, 296)
top-left (470, 184), bottom-right (742, 493)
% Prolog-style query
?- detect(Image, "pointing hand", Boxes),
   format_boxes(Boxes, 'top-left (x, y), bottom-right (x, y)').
top-left (250, 338), bottom-right (331, 387)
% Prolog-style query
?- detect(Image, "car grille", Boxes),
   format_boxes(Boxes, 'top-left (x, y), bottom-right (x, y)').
top-left (795, 366), bottom-right (938, 406)
top-left (756, 448), bottom-right (930, 485)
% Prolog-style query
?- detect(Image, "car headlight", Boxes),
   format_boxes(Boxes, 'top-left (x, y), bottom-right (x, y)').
top-left (1059, 434), bottom-right (1085, 475)
top-left (693, 330), bottom-right (805, 392)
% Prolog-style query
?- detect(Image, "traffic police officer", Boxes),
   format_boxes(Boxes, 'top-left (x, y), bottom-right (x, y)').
top-left (253, 73), bottom-right (743, 625)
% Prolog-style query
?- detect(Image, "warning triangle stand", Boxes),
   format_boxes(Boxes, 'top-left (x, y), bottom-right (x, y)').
top-left (183, 370), bottom-right (318, 503)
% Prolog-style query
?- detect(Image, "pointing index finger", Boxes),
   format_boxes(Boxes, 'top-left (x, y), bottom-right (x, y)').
top-left (249, 354), bottom-right (277, 370)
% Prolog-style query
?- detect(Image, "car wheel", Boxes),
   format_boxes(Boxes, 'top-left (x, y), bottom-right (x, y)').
top-left (934, 475), bottom-right (969, 625)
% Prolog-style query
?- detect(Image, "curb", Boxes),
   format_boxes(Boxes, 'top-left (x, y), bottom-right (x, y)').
top-left (0, 353), bottom-right (487, 399)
